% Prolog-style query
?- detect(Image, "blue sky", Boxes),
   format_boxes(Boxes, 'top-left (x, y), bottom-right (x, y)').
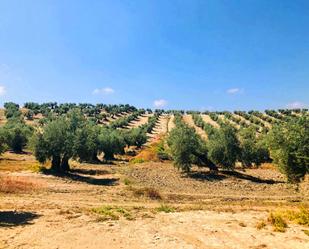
top-left (0, 0), bottom-right (308, 110)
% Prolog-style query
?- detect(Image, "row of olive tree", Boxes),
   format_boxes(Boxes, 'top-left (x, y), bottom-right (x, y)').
top-left (31, 109), bottom-right (153, 172)
top-left (168, 114), bottom-right (308, 183)
top-left (168, 115), bottom-right (268, 170)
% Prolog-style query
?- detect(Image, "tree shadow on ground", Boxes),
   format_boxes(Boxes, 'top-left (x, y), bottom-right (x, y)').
top-left (0, 211), bottom-right (40, 227)
top-left (64, 172), bottom-right (119, 186)
top-left (70, 168), bottom-right (110, 176)
top-left (187, 171), bottom-right (227, 182)
top-left (221, 170), bottom-right (284, 184)
top-left (43, 170), bottom-right (119, 186)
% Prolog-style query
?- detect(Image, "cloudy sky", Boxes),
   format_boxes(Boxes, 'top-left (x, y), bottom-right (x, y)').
top-left (0, 0), bottom-right (308, 110)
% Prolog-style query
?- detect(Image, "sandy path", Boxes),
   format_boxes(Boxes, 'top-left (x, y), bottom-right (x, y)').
top-left (201, 115), bottom-right (220, 128)
top-left (182, 115), bottom-right (207, 140)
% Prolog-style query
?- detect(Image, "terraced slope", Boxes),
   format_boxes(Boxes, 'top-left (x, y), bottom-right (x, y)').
top-left (201, 114), bottom-right (220, 128)
top-left (182, 115), bottom-right (207, 140)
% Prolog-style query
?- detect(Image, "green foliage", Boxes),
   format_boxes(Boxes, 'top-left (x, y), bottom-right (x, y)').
top-left (267, 116), bottom-right (309, 183)
top-left (238, 127), bottom-right (269, 167)
top-left (167, 115), bottom-right (204, 172)
top-left (123, 128), bottom-right (147, 148)
top-left (156, 204), bottom-right (175, 213)
top-left (0, 128), bottom-right (8, 154)
top-left (191, 114), bottom-right (216, 137)
top-left (207, 126), bottom-right (240, 170)
top-left (32, 117), bottom-right (75, 171)
top-left (73, 122), bottom-right (99, 162)
top-left (3, 119), bottom-right (33, 153)
top-left (4, 102), bottom-right (22, 119)
top-left (98, 128), bottom-right (126, 160)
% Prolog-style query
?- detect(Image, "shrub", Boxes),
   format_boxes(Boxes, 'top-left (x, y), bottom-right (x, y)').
top-left (268, 212), bottom-right (288, 232)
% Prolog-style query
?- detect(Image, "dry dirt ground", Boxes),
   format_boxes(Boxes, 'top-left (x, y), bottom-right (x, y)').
top-left (0, 154), bottom-right (308, 249)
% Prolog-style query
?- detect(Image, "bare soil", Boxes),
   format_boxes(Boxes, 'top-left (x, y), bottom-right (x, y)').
top-left (0, 155), bottom-right (308, 249)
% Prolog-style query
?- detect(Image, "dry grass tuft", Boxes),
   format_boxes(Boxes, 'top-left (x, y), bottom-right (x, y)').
top-left (256, 220), bottom-right (266, 230)
top-left (130, 138), bottom-right (168, 163)
top-left (132, 187), bottom-right (162, 200)
top-left (267, 212), bottom-right (288, 232)
top-left (282, 207), bottom-right (309, 227)
top-left (0, 176), bottom-right (42, 193)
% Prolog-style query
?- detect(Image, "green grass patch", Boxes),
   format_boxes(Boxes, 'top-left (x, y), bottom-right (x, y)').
top-left (91, 206), bottom-right (134, 221)
top-left (156, 204), bottom-right (176, 213)
top-left (123, 178), bottom-right (133, 186)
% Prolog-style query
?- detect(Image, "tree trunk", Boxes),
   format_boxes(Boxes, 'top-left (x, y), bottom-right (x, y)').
top-left (51, 155), bottom-right (61, 172)
top-left (206, 158), bottom-right (219, 173)
top-left (61, 156), bottom-right (70, 171)
top-left (91, 152), bottom-right (100, 163)
top-left (192, 151), bottom-right (218, 172)
top-left (104, 151), bottom-right (114, 161)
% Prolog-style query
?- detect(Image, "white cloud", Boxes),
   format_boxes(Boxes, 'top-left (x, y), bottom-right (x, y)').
top-left (0, 85), bottom-right (6, 96)
top-left (153, 99), bottom-right (168, 108)
top-left (286, 101), bottom-right (307, 109)
top-left (226, 88), bottom-right (243, 95)
top-left (92, 87), bottom-right (115, 95)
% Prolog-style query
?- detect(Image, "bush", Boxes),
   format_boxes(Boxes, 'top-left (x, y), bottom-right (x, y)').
top-left (268, 212), bottom-right (288, 232)
top-left (267, 116), bottom-right (309, 183)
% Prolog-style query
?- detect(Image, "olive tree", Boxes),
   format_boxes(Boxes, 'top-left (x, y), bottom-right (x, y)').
top-left (73, 122), bottom-right (100, 162)
top-left (207, 126), bottom-right (240, 170)
top-left (238, 127), bottom-right (269, 167)
top-left (33, 118), bottom-right (75, 172)
top-left (123, 128), bottom-right (147, 148)
top-left (3, 120), bottom-right (33, 153)
top-left (98, 128), bottom-right (126, 160)
top-left (0, 128), bottom-right (8, 155)
top-left (267, 116), bottom-right (309, 183)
